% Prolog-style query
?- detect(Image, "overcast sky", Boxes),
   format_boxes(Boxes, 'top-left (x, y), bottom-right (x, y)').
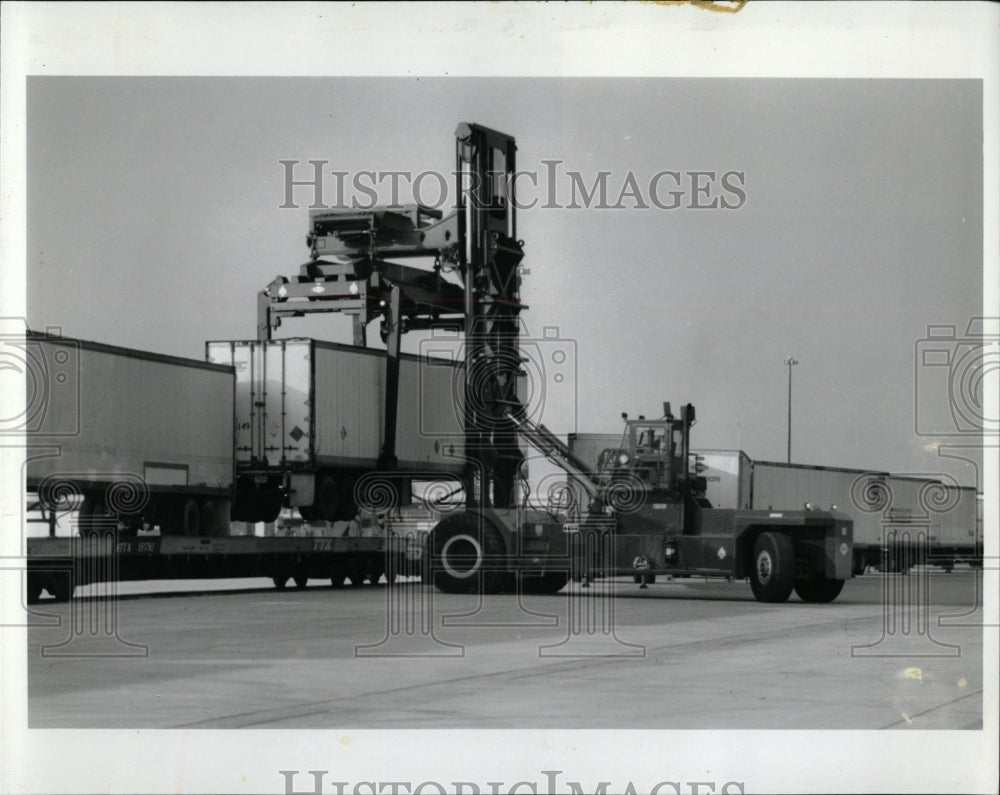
top-left (27, 77), bottom-right (983, 484)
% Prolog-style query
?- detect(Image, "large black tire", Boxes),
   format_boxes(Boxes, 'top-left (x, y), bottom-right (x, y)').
top-left (169, 497), bottom-right (201, 536)
top-left (794, 578), bottom-right (846, 603)
top-left (520, 572), bottom-right (569, 595)
top-left (749, 531), bottom-right (795, 603)
top-left (200, 498), bottom-right (230, 537)
top-left (431, 513), bottom-right (507, 595)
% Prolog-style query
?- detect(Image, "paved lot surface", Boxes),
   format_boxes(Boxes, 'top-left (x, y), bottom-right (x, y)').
top-left (27, 569), bottom-right (985, 729)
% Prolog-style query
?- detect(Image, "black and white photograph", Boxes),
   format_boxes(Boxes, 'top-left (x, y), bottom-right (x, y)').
top-left (1, 3), bottom-right (997, 794)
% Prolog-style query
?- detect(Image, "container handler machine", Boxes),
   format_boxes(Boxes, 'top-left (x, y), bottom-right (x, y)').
top-left (257, 121), bottom-right (854, 603)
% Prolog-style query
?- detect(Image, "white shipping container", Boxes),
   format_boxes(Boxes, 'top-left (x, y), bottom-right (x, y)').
top-left (27, 335), bottom-right (234, 492)
top-left (883, 476), bottom-right (978, 549)
top-left (207, 338), bottom-right (464, 473)
top-left (751, 462), bottom-right (889, 548)
top-left (931, 485), bottom-right (979, 548)
top-left (696, 450), bottom-right (752, 509)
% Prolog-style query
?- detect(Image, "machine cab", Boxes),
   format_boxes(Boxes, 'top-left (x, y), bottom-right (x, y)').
top-left (623, 421), bottom-right (680, 489)
top-left (593, 403), bottom-right (705, 500)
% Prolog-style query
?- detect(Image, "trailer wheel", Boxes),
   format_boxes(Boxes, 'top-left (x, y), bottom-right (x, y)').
top-left (431, 513), bottom-right (506, 595)
top-left (793, 577), bottom-right (845, 603)
top-left (749, 532), bottom-right (795, 603)
top-left (166, 497), bottom-right (201, 536)
top-left (330, 562), bottom-right (347, 588)
top-left (293, 574), bottom-right (308, 589)
top-left (852, 550), bottom-right (866, 576)
top-left (272, 575), bottom-right (288, 590)
top-left (200, 499), bottom-right (226, 537)
top-left (258, 494), bottom-right (283, 524)
top-left (314, 474), bottom-right (339, 521)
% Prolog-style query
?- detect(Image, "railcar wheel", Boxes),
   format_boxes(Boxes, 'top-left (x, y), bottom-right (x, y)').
top-left (793, 578), bottom-right (845, 603)
top-left (48, 574), bottom-right (73, 602)
top-left (520, 572), bottom-right (569, 594)
top-left (749, 531), bottom-right (795, 603)
top-left (27, 574), bottom-right (44, 604)
top-left (346, 563), bottom-right (367, 587)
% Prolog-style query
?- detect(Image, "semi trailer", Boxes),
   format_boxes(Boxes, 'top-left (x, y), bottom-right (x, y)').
top-left (565, 439), bottom-right (982, 574)
top-left (206, 337), bottom-right (464, 523)
top-left (25, 333), bottom-right (236, 538)
top-left (23, 333), bottom-right (412, 601)
top-left (747, 461), bottom-right (980, 573)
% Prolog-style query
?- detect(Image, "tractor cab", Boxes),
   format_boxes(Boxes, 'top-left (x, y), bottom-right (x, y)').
top-left (594, 402), bottom-right (704, 500)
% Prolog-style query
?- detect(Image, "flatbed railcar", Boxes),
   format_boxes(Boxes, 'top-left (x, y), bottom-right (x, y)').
top-left (22, 332), bottom-right (405, 602)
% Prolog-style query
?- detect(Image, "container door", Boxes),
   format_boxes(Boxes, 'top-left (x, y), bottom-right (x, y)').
top-left (207, 341), bottom-right (255, 466)
top-left (273, 340), bottom-right (311, 464)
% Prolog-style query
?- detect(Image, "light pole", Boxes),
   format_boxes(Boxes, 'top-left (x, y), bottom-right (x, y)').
top-left (784, 356), bottom-right (798, 463)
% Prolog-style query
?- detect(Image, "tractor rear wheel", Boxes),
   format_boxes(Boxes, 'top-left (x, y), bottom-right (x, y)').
top-left (749, 531), bottom-right (795, 603)
top-left (793, 577), bottom-right (845, 603)
top-left (431, 513), bottom-right (506, 595)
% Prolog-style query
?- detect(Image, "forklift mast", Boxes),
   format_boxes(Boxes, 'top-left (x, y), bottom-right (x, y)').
top-left (454, 123), bottom-right (525, 510)
top-left (254, 123), bottom-right (528, 508)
